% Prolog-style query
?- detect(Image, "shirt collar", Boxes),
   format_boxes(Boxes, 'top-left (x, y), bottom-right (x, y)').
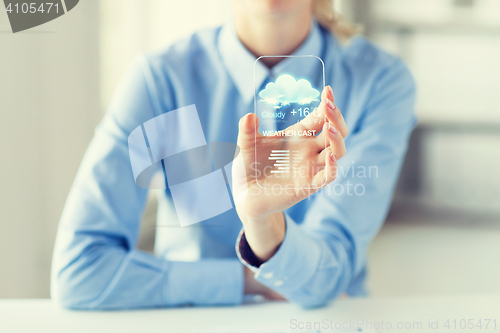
top-left (218, 19), bottom-right (324, 103)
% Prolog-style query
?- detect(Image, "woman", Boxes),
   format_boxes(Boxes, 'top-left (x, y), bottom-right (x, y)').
top-left (51, 0), bottom-right (416, 309)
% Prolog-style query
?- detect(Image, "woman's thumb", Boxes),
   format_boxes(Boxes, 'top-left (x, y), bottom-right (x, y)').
top-left (237, 113), bottom-right (259, 149)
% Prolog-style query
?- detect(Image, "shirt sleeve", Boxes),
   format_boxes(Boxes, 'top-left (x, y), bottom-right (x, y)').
top-left (236, 59), bottom-right (417, 308)
top-left (50, 56), bottom-right (244, 310)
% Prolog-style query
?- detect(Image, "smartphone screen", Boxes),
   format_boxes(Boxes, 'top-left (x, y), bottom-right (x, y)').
top-left (254, 55), bottom-right (326, 190)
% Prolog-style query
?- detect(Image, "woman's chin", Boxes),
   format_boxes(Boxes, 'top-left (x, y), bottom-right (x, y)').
top-left (239, 0), bottom-right (311, 17)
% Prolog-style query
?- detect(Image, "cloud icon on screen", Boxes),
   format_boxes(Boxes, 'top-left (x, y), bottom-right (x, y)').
top-left (259, 74), bottom-right (320, 108)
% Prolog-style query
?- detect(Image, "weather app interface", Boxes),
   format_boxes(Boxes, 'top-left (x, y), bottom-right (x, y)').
top-left (254, 55), bottom-right (326, 190)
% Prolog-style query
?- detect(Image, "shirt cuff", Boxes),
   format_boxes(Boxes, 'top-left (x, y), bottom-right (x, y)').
top-left (166, 259), bottom-right (244, 306)
top-left (235, 213), bottom-right (322, 295)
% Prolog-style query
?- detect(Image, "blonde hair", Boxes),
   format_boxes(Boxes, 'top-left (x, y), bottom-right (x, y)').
top-left (313, 0), bottom-right (361, 41)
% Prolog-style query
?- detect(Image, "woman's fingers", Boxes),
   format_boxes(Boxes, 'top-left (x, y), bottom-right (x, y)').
top-left (317, 148), bottom-right (327, 166)
top-left (324, 86), bottom-right (348, 138)
top-left (315, 122), bottom-right (346, 162)
top-left (326, 122), bottom-right (346, 160)
top-left (312, 146), bottom-right (337, 188)
top-left (292, 86), bottom-right (348, 142)
top-left (314, 123), bottom-right (330, 151)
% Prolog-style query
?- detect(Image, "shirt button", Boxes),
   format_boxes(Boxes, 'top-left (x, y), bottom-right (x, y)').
top-left (262, 272), bottom-right (274, 279)
top-left (274, 279), bottom-right (284, 287)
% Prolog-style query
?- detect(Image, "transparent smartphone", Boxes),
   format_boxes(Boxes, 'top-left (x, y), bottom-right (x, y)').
top-left (254, 55), bottom-right (326, 190)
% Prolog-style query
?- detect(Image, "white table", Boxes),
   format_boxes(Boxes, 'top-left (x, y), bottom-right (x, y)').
top-left (0, 294), bottom-right (498, 333)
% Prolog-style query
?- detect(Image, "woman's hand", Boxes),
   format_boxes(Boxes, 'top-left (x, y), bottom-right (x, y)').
top-left (232, 86), bottom-right (348, 262)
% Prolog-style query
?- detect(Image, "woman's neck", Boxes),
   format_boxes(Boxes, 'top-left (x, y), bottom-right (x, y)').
top-left (233, 7), bottom-right (312, 67)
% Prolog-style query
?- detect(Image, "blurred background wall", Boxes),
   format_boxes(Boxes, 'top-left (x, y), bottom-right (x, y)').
top-left (0, 0), bottom-right (499, 299)
top-left (0, 0), bottom-right (100, 297)
top-left (362, 0), bottom-right (500, 296)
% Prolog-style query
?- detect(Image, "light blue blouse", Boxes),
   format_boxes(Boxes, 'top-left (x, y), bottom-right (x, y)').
top-left (51, 20), bottom-right (416, 309)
